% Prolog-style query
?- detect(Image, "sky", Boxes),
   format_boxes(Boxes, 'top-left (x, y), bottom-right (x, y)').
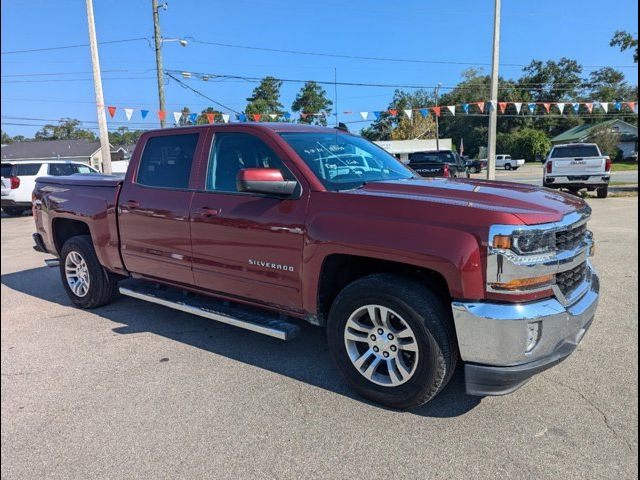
top-left (1, 0), bottom-right (638, 137)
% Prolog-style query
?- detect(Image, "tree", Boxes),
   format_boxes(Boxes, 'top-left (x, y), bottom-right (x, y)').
top-left (1, 130), bottom-right (13, 144)
top-left (361, 89), bottom-right (436, 141)
top-left (108, 127), bottom-right (145, 146)
top-left (584, 67), bottom-right (636, 102)
top-left (196, 107), bottom-right (223, 125)
top-left (178, 106), bottom-right (191, 126)
top-left (610, 30), bottom-right (638, 62)
top-left (590, 124), bottom-right (621, 158)
top-left (499, 128), bottom-right (551, 162)
top-left (291, 81), bottom-right (332, 126)
top-left (35, 118), bottom-right (96, 141)
top-left (245, 76), bottom-right (284, 119)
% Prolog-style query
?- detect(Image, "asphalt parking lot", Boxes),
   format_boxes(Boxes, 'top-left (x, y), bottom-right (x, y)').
top-left (1, 198), bottom-right (638, 479)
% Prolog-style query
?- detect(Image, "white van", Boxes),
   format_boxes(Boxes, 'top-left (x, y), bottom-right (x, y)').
top-left (1, 160), bottom-right (99, 216)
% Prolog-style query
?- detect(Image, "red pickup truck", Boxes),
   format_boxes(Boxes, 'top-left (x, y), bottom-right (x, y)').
top-left (32, 123), bottom-right (599, 409)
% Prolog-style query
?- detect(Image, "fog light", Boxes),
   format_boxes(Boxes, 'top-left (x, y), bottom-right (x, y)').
top-left (526, 322), bottom-right (541, 353)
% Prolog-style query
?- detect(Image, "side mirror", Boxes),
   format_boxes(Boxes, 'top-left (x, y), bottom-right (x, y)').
top-left (237, 168), bottom-right (297, 196)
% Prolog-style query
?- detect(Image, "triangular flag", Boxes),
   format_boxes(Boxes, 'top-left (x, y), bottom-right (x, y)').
top-left (359, 112), bottom-right (368, 120)
top-left (600, 102), bottom-right (608, 113)
top-left (528, 103), bottom-right (536, 113)
top-left (373, 111), bottom-right (382, 120)
top-left (283, 112), bottom-right (291, 120)
top-left (124, 108), bottom-right (133, 121)
top-left (446, 105), bottom-right (455, 116)
top-left (300, 113), bottom-right (308, 119)
top-left (593, 101), bottom-right (601, 111)
top-left (173, 111), bottom-right (182, 124)
top-left (403, 109), bottom-right (413, 119)
top-left (488, 100), bottom-right (496, 112)
top-left (158, 110), bottom-right (166, 121)
top-left (189, 113), bottom-right (198, 123)
top-left (572, 103), bottom-right (580, 113)
top-left (206, 113), bottom-right (215, 123)
top-left (388, 109), bottom-right (398, 116)
top-left (462, 103), bottom-right (470, 114)
top-left (140, 109), bottom-right (149, 119)
top-left (585, 103), bottom-right (593, 113)
top-left (614, 102), bottom-right (622, 111)
top-left (557, 103), bottom-right (565, 114)
top-left (419, 108), bottom-right (430, 118)
top-left (107, 106), bottom-right (117, 118)
top-left (269, 114), bottom-right (278, 119)
top-left (238, 113), bottom-right (247, 122)
top-left (252, 114), bottom-right (262, 122)
top-left (543, 103), bottom-right (551, 113)
top-left (432, 106), bottom-right (441, 117)
top-left (513, 102), bottom-right (522, 114)
top-left (626, 102), bottom-right (636, 111)
top-left (498, 102), bottom-right (508, 114)
top-left (476, 102), bottom-right (485, 112)
top-left (222, 114), bottom-right (230, 123)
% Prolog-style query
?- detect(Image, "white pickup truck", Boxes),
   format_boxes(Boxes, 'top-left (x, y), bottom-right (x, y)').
top-left (496, 154), bottom-right (525, 170)
top-left (543, 143), bottom-right (611, 198)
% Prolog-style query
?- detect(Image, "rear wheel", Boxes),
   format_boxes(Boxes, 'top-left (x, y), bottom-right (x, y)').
top-left (327, 274), bottom-right (458, 409)
top-left (2, 206), bottom-right (27, 217)
top-left (596, 186), bottom-right (608, 199)
top-left (60, 235), bottom-right (119, 308)
top-left (504, 163), bottom-right (512, 170)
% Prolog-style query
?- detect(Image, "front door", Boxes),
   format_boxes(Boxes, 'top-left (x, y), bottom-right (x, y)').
top-left (190, 131), bottom-right (307, 312)
top-left (118, 130), bottom-right (204, 285)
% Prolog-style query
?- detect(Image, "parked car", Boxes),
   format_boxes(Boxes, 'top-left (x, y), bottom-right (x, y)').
top-left (496, 154), bottom-right (525, 170)
top-left (1, 160), bottom-right (99, 217)
top-left (32, 123), bottom-right (599, 409)
top-left (465, 159), bottom-right (484, 173)
top-left (543, 143), bottom-right (611, 198)
top-left (408, 150), bottom-right (469, 178)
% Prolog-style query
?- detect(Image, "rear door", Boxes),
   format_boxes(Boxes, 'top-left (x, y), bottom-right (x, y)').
top-left (12, 163), bottom-right (44, 203)
top-left (549, 145), bottom-right (605, 175)
top-left (189, 129), bottom-right (308, 311)
top-left (118, 129), bottom-right (206, 285)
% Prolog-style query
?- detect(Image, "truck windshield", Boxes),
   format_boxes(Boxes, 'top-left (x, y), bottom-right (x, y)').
top-left (551, 145), bottom-right (600, 158)
top-left (280, 132), bottom-right (415, 190)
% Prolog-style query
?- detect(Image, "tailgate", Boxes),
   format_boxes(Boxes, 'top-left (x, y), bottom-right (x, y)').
top-left (550, 157), bottom-right (605, 175)
top-left (409, 162), bottom-right (446, 177)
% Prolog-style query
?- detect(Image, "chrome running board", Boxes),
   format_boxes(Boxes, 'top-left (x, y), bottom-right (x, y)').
top-left (44, 258), bottom-right (60, 268)
top-left (118, 281), bottom-right (300, 341)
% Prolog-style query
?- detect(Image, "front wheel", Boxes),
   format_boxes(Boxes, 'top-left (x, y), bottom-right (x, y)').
top-left (327, 274), bottom-right (458, 409)
top-left (2, 206), bottom-right (28, 217)
top-left (504, 163), bottom-right (512, 171)
top-left (60, 235), bottom-right (119, 308)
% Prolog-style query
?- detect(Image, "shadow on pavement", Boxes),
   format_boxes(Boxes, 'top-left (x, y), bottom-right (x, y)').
top-left (2, 266), bottom-right (482, 418)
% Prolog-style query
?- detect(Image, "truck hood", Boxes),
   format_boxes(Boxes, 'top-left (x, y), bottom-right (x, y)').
top-left (349, 178), bottom-right (586, 225)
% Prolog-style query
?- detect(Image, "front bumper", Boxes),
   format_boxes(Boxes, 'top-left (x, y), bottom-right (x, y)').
top-left (1, 198), bottom-right (31, 208)
top-left (452, 262), bottom-right (599, 396)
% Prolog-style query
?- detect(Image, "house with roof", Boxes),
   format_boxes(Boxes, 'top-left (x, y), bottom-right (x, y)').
top-left (551, 119), bottom-right (638, 159)
top-left (1, 139), bottom-right (132, 171)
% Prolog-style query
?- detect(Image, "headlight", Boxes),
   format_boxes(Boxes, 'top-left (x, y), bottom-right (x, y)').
top-left (493, 232), bottom-right (556, 255)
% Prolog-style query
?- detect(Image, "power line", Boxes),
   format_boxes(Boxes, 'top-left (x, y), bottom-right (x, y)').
top-left (189, 38), bottom-right (638, 70)
top-left (165, 72), bottom-right (241, 114)
top-left (0, 37), bottom-right (149, 55)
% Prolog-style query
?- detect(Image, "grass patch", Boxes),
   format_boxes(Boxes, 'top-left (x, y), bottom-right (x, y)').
top-left (611, 161), bottom-right (638, 171)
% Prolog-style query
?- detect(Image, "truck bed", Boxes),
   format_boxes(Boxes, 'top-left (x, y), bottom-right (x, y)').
top-left (35, 173), bottom-right (123, 188)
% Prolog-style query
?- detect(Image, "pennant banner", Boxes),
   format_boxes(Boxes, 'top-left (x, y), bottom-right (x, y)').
top-left (600, 102), bottom-right (608, 113)
top-left (446, 105), bottom-right (455, 116)
top-left (124, 108), bottom-right (133, 121)
top-left (140, 109), bottom-right (149, 119)
top-left (462, 103), bottom-right (470, 114)
top-left (543, 103), bottom-right (551, 113)
top-left (222, 114), bottom-right (230, 123)
top-left (420, 108), bottom-right (429, 118)
top-left (528, 103), bottom-right (536, 113)
top-left (359, 112), bottom-right (368, 120)
top-left (476, 102), bottom-right (485, 113)
top-left (388, 109), bottom-right (398, 117)
top-left (514, 102), bottom-right (522, 114)
top-left (403, 109), bottom-right (412, 119)
top-left (206, 113), bottom-right (215, 123)
top-left (498, 102), bottom-right (508, 114)
top-left (107, 106), bottom-right (117, 118)
top-left (158, 110), bottom-right (166, 121)
top-left (432, 106), bottom-right (441, 117)
top-left (173, 112), bottom-right (182, 124)
top-left (585, 103), bottom-right (593, 113)
top-left (557, 103), bottom-right (565, 114)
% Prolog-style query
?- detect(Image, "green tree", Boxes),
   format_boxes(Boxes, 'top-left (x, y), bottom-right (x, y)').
top-left (589, 124), bottom-right (622, 158)
top-left (584, 67), bottom-right (637, 104)
top-left (291, 81), bottom-right (332, 126)
top-left (610, 30), bottom-right (638, 62)
top-left (361, 89), bottom-right (436, 141)
top-left (35, 118), bottom-right (96, 141)
top-left (108, 127), bottom-right (145, 146)
top-left (505, 128), bottom-right (551, 162)
top-left (245, 76), bottom-right (284, 119)
top-left (1, 130), bottom-right (13, 144)
top-left (196, 107), bottom-right (223, 125)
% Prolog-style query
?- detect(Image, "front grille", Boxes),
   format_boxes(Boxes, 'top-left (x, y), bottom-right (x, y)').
top-left (555, 223), bottom-right (587, 251)
top-left (556, 262), bottom-right (587, 296)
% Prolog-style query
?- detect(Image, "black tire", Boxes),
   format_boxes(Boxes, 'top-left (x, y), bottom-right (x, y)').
top-left (504, 163), bottom-right (512, 171)
top-left (59, 235), bottom-right (119, 308)
top-left (2, 206), bottom-right (27, 217)
top-left (596, 186), bottom-right (608, 199)
top-left (327, 274), bottom-right (458, 409)
top-left (475, 167), bottom-right (481, 174)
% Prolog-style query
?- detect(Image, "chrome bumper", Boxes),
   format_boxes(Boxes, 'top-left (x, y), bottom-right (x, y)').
top-left (544, 175), bottom-right (609, 185)
top-left (452, 261), bottom-right (599, 368)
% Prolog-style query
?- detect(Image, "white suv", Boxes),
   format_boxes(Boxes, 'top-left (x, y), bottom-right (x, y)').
top-left (1, 161), bottom-right (99, 217)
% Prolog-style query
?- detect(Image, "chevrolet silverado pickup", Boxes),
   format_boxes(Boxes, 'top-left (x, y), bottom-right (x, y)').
top-left (32, 123), bottom-right (599, 409)
top-left (543, 143), bottom-right (612, 198)
top-left (408, 150), bottom-right (470, 178)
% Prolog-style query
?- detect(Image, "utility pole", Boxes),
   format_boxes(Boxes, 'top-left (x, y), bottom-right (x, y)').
top-left (152, 0), bottom-right (166, 128)
top-left (486, 0), bottom-right (501, 180)
top-left (85, 0), bottom-right (111, 174)
top-left (435, 82), bottom-right (442, 151)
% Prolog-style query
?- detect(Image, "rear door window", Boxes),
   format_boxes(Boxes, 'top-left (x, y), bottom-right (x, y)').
top-left (1, 164), bottom-right (13, 177)
top-left (136, 134), bottom-right (199, 189)
top-left (15, 163), bottom-right (43, 176)
top-left (48, 163), bottom-right (91, 176)
top-left (551, 145), bottom-right (600, 158)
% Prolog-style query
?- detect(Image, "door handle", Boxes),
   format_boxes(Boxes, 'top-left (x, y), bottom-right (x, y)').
top-left (194, 207), bottom-right (221, 217)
